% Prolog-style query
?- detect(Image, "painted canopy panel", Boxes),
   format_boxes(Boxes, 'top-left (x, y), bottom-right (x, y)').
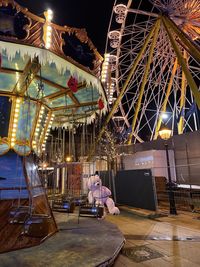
top-left (1, 50), bottom-right (28, 71)
top-left (0, 73), bottom-right (16, 92)
top-left (16, 100), bottom-right (37, 141)
top-left (48, 96), bottom-right (73, 108)
top-left (28, 80), bottom-right (60, 99)
top-left (0, 143), bottom-right (9, 155)
top-left (41, 62), bottom-right (72, 88)
top-left (75, 86), bottom-right (99, 102)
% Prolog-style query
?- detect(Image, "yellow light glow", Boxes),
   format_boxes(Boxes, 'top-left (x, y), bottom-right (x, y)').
top-left (46, 43), bottom-right (51, 49)
top-left (42, 162), bottom-right (48, 168)
top-left (66, 156), bottom-right (72, 162)
top-left (46, 36), bottom-right (51, 43)
top-left (47, 9), bottom-right (53, 21)
top-left (105, 53), bottom-right (110, 58)
top-left (159, 128), bottom-right (172, 140)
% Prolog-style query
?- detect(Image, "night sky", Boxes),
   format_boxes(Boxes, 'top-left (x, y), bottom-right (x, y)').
top-left (16, 0), bottom-right (115, 54)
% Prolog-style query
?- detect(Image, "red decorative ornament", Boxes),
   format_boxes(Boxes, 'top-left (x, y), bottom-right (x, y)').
top-left (67, 76), bottom-right (78, 93)
top-left (98, 98), bottom-right (104, 110)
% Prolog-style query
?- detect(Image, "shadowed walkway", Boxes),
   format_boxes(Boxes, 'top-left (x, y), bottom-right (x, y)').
top-left (0, 212), bottom-right (124, 267)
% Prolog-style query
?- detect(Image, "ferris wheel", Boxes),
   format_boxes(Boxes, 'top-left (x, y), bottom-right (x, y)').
top-left (102, 0), bottom-right (200, 144)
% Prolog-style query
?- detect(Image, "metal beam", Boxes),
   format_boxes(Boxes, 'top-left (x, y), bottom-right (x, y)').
top-left (127, 19), bottom-right (161, 144)
top-left (13, 57), bottom-right (41, 95)
top-left (162, 16), bottom-right (200, 109)
top-left (51, 100), bottom-right (97, 111)
top-left (128, 8), bottom-right (158, 18)
top-left (154, 59), bottom-right (178, 139)
top-left (163, 16), bottom-right (200, 63)
top-left (87, 19), bottom-right (160, 161)
top-left (178, 50), bottom-right (187, 134)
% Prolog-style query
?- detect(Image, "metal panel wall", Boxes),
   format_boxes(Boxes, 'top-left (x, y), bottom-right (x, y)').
top-left (115, 169), bottom-right (157, 211)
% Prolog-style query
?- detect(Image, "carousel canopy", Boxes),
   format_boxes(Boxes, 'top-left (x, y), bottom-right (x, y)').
top-left (0, 0), bottom-right (107, 156)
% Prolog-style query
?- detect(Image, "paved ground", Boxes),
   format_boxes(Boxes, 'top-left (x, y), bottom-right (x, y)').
top-left (1, 207), bottom-right (200, 267)
top-left (106, 207), bottom-right (200, 266)
top-left (0, 211), bottom-right (124, 267)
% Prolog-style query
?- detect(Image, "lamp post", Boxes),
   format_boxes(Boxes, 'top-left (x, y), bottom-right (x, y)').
top-left (159, 127), bottom-right (177, 215)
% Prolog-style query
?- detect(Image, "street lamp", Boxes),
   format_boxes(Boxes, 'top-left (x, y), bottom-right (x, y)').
top-left (159, 127), bottom-right (177, 215)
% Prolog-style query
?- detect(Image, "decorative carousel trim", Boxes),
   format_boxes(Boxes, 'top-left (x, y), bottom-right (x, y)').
top-left (0, 40), bottom-right (108, 114)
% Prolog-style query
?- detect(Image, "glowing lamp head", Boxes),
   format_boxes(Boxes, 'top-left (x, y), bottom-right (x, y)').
top-left (159, 127), bottom-right (172, 140)
top-left (161, 112), bottom-right (168, 120)
top-left (42, 162), bottom-right (48, 168)
top-left (66, 156), bottom-right (72, 162)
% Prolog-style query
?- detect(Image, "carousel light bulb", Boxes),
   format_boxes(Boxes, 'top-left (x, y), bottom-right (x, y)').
top-left (47, 25), bottom-right (52, 31)
top-left (47, 31), bottom-right (52, 37)
top-left (46, 36), bottom-right (51, 43)
top-left (46, 42), bottom-right (51, 49)
top-left (47, 9), bottom-right (53, 21)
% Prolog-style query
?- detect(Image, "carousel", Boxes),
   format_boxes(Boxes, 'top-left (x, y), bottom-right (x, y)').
top-left (0, 0), bottom-right (107, 253)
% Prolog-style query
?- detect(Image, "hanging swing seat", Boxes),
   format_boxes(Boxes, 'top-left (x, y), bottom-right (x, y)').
top-left (73, 195), bottom-right (88, 206)
top-left (22, 213), bottom-right (51, 238)
top-left (9, 206), bottom-right (32, 224)
top-left (79, 204), bottom-right (104, 218)
top-left (52, 196), bottom-right (75, 213)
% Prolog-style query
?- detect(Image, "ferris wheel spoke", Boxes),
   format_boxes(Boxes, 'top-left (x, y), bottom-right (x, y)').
top-left (128, 8), bottom-right (159, 18)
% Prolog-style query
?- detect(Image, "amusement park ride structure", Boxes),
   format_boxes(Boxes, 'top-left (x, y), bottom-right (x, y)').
top-left (0, 0), bottom-right (106, 253)
top-left (98, 0), bottom-right (200, 149)
top-left (0, 0), bottom-right (200, 254)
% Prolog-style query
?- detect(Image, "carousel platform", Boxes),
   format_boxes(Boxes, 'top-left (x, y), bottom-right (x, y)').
top-left (0, 211), bottom-right (125, 267)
